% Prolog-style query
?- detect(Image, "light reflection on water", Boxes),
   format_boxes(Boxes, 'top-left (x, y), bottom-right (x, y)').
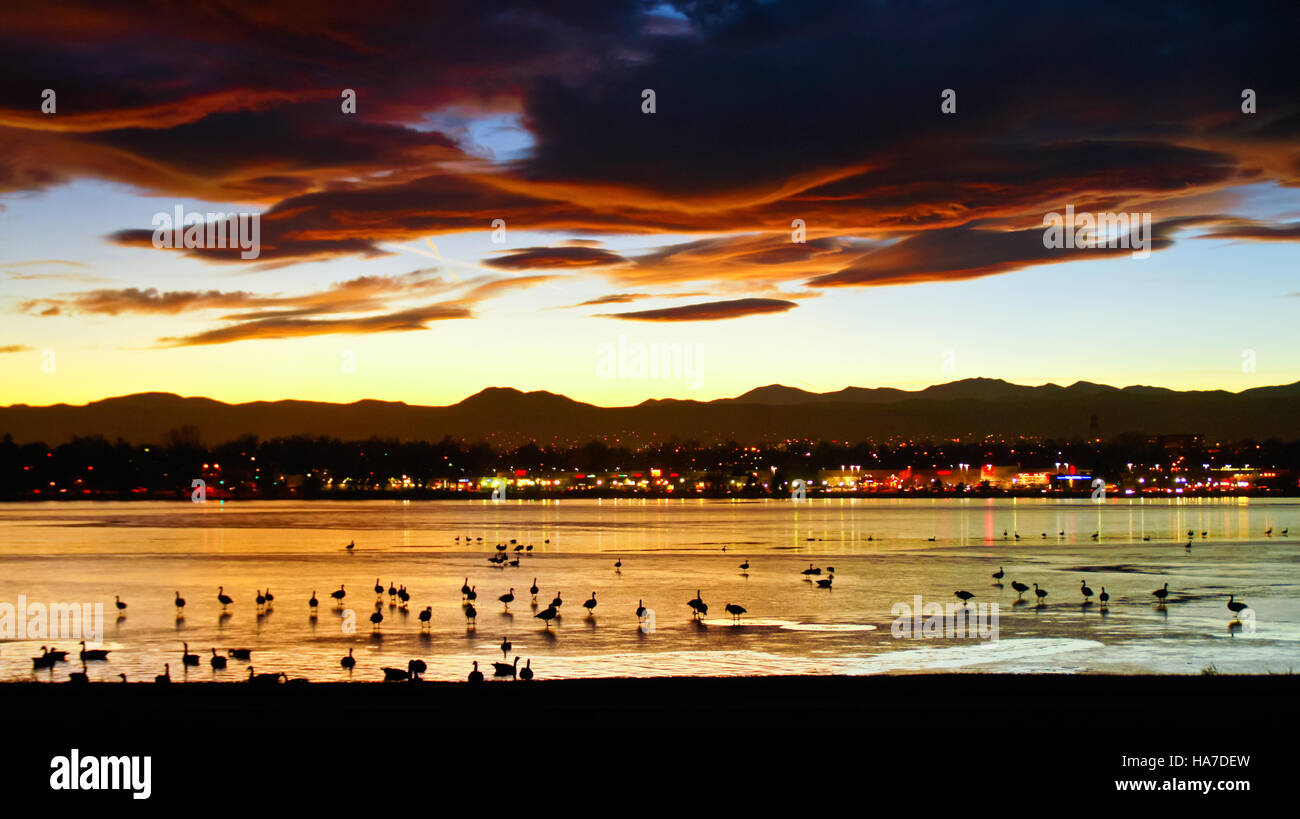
top-left (1, 498), bottom-right (1297, 682)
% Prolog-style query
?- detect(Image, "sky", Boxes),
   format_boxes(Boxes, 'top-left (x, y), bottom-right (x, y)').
top-left (2, 0), bottom-right (1299, 408)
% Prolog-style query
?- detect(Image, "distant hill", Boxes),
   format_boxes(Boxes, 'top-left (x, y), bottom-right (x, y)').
top-left (2, 378), bottom-right (1299, 445)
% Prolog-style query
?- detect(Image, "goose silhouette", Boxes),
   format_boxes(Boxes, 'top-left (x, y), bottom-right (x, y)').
top-left (79, 641), bottom-right (110, 661)
top-left (519, 659), bottom-right (534, 681)
top-left (492, 656), bottom-right (520, 678)
top-left (535, 606), bottom-right (558, 628)
top-left (210, 648), bottom-right (227, 669)
top-left (341, 648), bottom-right (356, 669)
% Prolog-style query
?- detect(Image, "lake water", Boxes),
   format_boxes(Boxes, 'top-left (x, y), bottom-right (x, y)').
top-left (1, 498), bottom-right (1297, 682)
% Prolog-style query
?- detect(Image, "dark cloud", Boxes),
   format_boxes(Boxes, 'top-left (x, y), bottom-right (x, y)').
top-left (484, 246), bottom-right (628, 270)
top-left (157, 303), bottom-right (472, 347)
top-left (601, 297), bottom-right (797, 321)
top-left (1, 0), bottom-right (1297, 294)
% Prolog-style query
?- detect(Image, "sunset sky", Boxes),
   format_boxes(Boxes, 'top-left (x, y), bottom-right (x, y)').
top-left (2, 0), bottom-right (1299, 407)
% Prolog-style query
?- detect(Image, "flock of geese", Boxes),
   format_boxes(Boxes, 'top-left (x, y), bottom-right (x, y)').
top-left (29, 525), bottom-right (1277, 683)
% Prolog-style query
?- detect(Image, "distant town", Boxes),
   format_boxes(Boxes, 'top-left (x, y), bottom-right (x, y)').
top-left (2, 429), bottom-right (1296, 500)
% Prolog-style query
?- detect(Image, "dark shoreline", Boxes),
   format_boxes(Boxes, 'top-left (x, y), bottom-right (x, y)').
top-left (9, 673), bottom-right (1288, 805)
top-left (8, 671), bottom-right (1296, 709)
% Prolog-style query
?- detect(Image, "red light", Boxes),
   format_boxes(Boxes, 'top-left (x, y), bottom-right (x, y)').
top-left (514, 469), bottom-right (526, 477)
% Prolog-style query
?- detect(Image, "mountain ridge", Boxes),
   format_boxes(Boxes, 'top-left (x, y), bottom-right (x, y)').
top-left (2, 378), bottom-right (1298, 445)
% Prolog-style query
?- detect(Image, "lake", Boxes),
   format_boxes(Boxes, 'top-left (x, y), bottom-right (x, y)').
top-left (1, 497), bottom-right (1297, 682)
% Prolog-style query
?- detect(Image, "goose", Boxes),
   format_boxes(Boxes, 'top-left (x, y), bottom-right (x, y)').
top-left (461, 578), bottom-right (472, 598)
top-left (1143, 536), bottom-right (1151, 541)
top-left (1041, 533), bottom-right (1047, 539)
top-left (526, 544), bottom-right (534, 552)
top-left (508, 558), bottom-right (521, 567)
top-left (636, 599), bottom-right (647, 620)
top-left (68, 663), bottom-right (90, 685)
top-left (1227, 595), bottom-right (1247, 617)
top-left (408, 659), bottom-right (427, 680)
top-left (345, 540), bottom-right (355, 550)
top-left (227, 648), bottom-right (252, 660)
top-left (264, 589), bottom-right (274, 605)
top-left (815, 574), bottom-right (833, 589)
top-left (954, 590), bottom-right (975, 606)
top-left (801, 564), bottom-right (821, 576)
top-left (1099, 587), bottom-right (1110, 606)
top-left (388, 581), bottom-right (398, 601)
top-left (583, 592), bottom-right (598, 615)
top-left (309, 590), bottom-right (319, 611)
top-left (174, 591), bottom-right (186, 612)
top-left (500, 635), bottom-right (513, 657)
top-left (374, 578), bottom-right (384, 597)
top-left (155, 663), bottom-right (171, 684)
top-left (1058, 531), bottom-right (1065, 536)
top-left (1080, 580), bottom-right (1094, 600)
top-left (1014, 532), bottom-right (1021, 541)
top-left (114, 595), bottom-right (127, 612)
top-left (499, 588), bottom-right (516, 611)
top-left (535, 606), bottom-right (558, 627)
top-left (1201, 531), bottom-right (1207, 538)
top-left (739, 560), bottom-right (750, 571)
top-left (688, 590), bottom-right (707, 619)
top-left (529, 579), bottom-right (539, 600)
top-left (182, 643), bottom-right (200, 666)
top-left (927, 536), bottom-right (937, 542)
top-left (418, 606), bottom-right (432, 629)
top-left (1186, 538), bottom-right (1192, 550)
top-left (217, 586), bottom-right (233, 609)
top-left (45, 647), bottom-right (69, 661)
top-left (468, 661), bottom-right (484, 683)
top-left (496, 543), bottom-right (507, 553)
top-left (464, 604), bottom-right (477, 624)
top-left (991, 566), bottom-right (1005, 582)
top-left (397, 586), bottom-right (410, 607)
top-left (256, 590), bottom-right (266, 608)
top-left (119, 673), bottom-right (127, 683)
top-left (520, 659), bottom-right (534, 681)
top-left (33, 647), bottom-right (58, 669)
top-left (1153, 583), bottom-right (1169, 603)
top-left (1033, 583), bottom-right (1048, 604)
top-left (247, 667), bottom-right (285, 685)
top-left (210, 648), bottom-right (227, 669)
top-left (381, 666), bottom-right (409, 682)
top-left (370, 611), bottom-right (383, 631)
top-left (549, 592), bottom-right (563, 609)
top-left (341, 648), bottom-right (356, 669)
top-left (614, 558), bottom-right (623, 570)
top-left (1264, 527), bottom-right (1272, 536)
top-left (1091, 531), bottom-right (1099, 540)
top-left (79, 641), bottom-right (110, 661)
top-left (514, 544), bottom-right (524, 552)
top-left (724, 602), bottom-right (747, 622)
top-left (1283, 528), bottom-right (1289, 536)
top-left (1011, 581), bottom-right (1029, 598)
top-left (466, 587), bottom-right (478, 604)
top-left (330, 584), bottom-right (346, 606)
top-left (492, 656), bottom-right (520, 678)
